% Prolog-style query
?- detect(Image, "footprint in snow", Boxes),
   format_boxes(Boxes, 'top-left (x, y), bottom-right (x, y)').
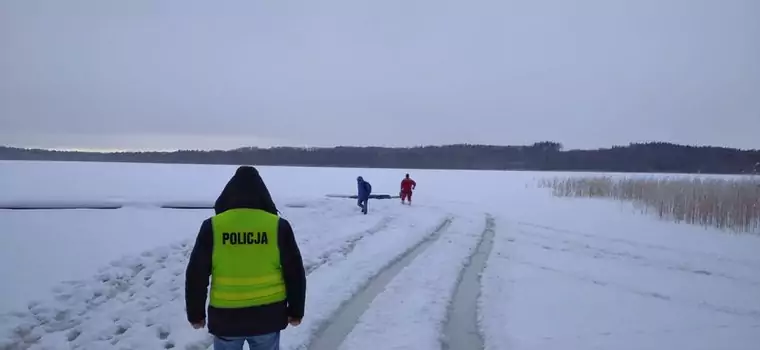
top-left (157, 325), bottom-right (170, 340)
top-left (184, 335), bottom-right (214, 350)
top-left (67, 328), bottom-right (82, 341)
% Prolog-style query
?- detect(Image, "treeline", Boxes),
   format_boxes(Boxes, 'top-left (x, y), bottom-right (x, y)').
top-left (1, 142), bottom-right (759, 174)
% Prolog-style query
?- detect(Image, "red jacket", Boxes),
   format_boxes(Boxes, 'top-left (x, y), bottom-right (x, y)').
top-left (401, 178), bottom-right (416, 192)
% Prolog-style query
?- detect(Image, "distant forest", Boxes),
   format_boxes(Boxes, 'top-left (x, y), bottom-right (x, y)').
top-left (2, 142), bottom-right (759, 174)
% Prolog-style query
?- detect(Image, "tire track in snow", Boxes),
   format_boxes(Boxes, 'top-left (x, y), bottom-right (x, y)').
top-left (304, 216), bottom-right (394, 275)
top-left (336, 213), bottom-right (490, 350)
top-left (443, 214), bottom-right (495, 350)
top-left (304, 216), bottom-right (454, 350)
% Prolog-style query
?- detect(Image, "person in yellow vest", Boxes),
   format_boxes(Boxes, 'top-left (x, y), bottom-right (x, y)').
top-left (185, 166), bottom-right (306, 350)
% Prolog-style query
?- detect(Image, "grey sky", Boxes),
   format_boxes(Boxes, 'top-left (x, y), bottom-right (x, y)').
top-left (1, 0), bottom-right (759, 151)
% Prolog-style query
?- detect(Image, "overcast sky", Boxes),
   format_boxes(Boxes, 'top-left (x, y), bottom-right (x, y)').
top-left (1, 0), bottom-right (758, 151)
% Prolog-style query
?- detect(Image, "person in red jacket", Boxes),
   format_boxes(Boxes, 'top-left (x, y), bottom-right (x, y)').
top-left (400, 173), bottom-right (416, 205)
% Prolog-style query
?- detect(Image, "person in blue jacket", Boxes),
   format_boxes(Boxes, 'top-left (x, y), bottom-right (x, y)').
top-left (356, 176), bottom-right (372, 214)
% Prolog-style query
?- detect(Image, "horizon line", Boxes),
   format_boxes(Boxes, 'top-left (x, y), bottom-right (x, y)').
top-left (2, 141), bottom-right (759, 153)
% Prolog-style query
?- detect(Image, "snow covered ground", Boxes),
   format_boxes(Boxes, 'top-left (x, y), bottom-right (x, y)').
top-left (1, 160), bottom-right (759, 350)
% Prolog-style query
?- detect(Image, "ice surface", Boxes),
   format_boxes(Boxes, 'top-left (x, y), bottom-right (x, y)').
top-left (479, 215), bottom-right (760, 350)
top-left (0, 209), bottom-right (210, 312)
top-left (1, 160), bottom-right (760, 349)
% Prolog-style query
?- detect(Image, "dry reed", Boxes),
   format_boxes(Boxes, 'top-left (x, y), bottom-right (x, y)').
top-left (539, 175), bottom-right (760, 234)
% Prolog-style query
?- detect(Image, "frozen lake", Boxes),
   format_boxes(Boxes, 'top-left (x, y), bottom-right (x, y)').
top-left (1, 160), bottom-right (759, 350)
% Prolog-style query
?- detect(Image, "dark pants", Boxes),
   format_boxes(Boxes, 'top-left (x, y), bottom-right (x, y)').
top-left (357, 197), bottom-right (368, 214)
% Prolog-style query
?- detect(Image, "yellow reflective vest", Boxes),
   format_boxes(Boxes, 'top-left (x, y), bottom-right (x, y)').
top-left (209, 208), bottom-right (287, 308)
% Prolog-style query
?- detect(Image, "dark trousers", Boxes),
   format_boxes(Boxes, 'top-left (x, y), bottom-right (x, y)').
top-left (357, 197), bottom-right (368, 214)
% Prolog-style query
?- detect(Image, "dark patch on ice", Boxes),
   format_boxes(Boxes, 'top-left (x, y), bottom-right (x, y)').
top-left (696, 301), bottom-right (760, 319)
top-left (0, 199), bottom-right (123, 210)
top-left (284, 203), bottom-right (309, 208)
top-left (693, 269), bottom-right (712, 276)
top-left (0, 205), bottom-right (122, 210)
top-left (645, 292), bottom-right (671, 300)
top-left (115, 325), bottom-right (129, 335)
top-left (160, 205), bottom-right (214, 210)
top-left (164, 340), bottom-right (176, 349)
top-left (0, 200), bottom-right (218, 210)
top-left (325, 194), bottom-right (399, 199)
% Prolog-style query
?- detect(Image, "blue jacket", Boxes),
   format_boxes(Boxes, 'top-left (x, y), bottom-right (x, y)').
top-left (357, 177), bottom-right (372, 199)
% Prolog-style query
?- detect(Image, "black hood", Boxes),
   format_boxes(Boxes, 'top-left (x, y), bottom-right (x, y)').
top-left (214, 166), bottom-right (279, 215)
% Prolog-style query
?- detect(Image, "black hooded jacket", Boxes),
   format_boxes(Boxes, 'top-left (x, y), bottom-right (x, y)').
top-left (185, 166), bottom-right (306, 337)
